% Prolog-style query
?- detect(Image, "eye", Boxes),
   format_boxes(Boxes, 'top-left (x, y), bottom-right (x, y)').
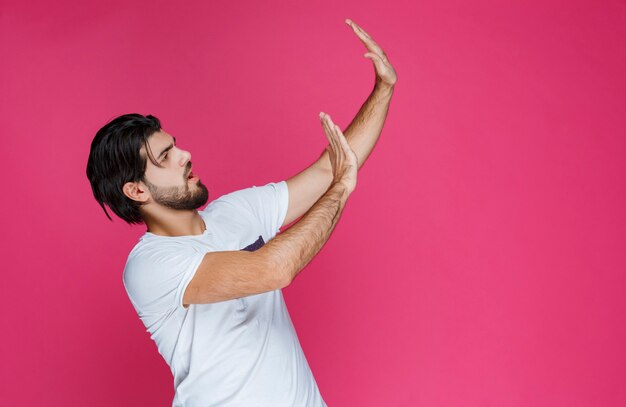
top-left (162, 152), bottom-right (168, 161)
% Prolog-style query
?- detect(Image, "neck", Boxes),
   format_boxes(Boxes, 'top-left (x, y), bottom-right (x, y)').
top-left (143, 208), bottom-right (206, 237)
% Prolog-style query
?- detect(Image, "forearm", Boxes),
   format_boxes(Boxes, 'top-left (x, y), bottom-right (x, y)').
top-left (261, 182), bottom-right (350, 285)
top-left (317, 83), bottom-right (394, 172)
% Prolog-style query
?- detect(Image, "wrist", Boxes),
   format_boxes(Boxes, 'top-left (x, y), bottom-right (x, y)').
top-left (373, 81), bottom-right (395, 97)
top-left (330, 181), bottom-right (351, 202)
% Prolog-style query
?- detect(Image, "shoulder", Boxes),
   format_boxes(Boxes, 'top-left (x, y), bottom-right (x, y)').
top-left (123, 239), bottom-right (200, 282)
top-left (211, 181), bottom-right (287, 208)
top-left (200, 182), bottom-right (284, 222)
top-left (126, 237), bottom-right (194, 261)
top-left (122, 238), bottom-right (205, 313)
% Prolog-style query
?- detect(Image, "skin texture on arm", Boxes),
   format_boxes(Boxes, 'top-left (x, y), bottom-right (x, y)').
top-left (183, 113), bottom-right (357, 306)
top-left (282, 19), bottom-right (397, 228)
top-left (267, 182), bottom-right (351, 285)
top-left (183, 182), bottom-right (351, 306)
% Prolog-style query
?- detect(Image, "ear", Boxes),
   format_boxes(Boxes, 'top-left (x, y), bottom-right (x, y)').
top-left (123, 180), bottom-right (149, 203)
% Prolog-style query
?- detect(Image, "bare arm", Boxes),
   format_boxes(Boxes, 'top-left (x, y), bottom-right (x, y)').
top-left (183, 114), bottom-right (357, 305)
top-left (316, 19), bottom-right (397, 173)
top-left (282, 19), bottom-right (396, 228)
top-left (316, 85), bottom-right (394, 174)
top-left (264, 182), bottom-right (349, 284)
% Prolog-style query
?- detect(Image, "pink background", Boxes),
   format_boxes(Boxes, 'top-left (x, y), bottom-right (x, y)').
top-left (2, 0), bottom-right (625, 405)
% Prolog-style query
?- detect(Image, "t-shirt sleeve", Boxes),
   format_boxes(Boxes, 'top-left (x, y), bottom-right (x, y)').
top-left (216, 180), bottom-right (289, 241)
top-left (123, 241), bottom-right (205, 316)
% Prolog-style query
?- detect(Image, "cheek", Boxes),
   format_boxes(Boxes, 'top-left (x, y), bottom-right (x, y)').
top-left (144, 171), bottom-right (180, 186)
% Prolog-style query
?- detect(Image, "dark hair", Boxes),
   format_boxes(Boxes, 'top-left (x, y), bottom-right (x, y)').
top-left (86, 113), bottom-right (165, 225)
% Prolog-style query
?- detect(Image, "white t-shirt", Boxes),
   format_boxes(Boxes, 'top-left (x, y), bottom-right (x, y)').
top-left (122, 181), bottom-right (327, 407)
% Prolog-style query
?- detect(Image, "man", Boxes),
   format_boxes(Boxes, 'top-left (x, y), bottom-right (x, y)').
top-left (86, 19), bottom-right (396, 407)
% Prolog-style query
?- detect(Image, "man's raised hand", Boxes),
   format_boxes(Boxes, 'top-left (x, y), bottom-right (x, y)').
top-left (345, 18), bottom-right (397, 88)
top-left (319, 112), bottom-right (358, 195)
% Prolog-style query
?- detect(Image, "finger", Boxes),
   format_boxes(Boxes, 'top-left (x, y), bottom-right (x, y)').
top-left (321, 114), bottom-right (338, 150)
top-left (351, 25), bottom-right (377, 49)
top-left (334, 124), bottom-right (350, 149)
top-left (324, 139), bottom-right (333, 154)
top-left (320, 112), bottom-right (332, 135)
top-left (325, 116), bottom-right (340, 152)
top-left (331, 123), bottom-right (349, 155)
top-left (325, 116), bottom-right (343, 157)
top-left (322, 121), bottom-right (339, 165)
top-left (335, 125), bottom-right (356, 164)
top-left (353, 21), bottom-right (372, 39)
top-left (364, 49), bottom-right (388, 63)
top-left (321, 112), bottom-right (332, 134)
top-left (364, 52), bottom-right (388, 72)
top-left (320, 113), bottom-right (332, 139)
top-left (346, 19), bottom-right (370, 43)
top-left (346, 19), bottom-right (384, 54)
top-left (323, 129), bottom-right (335, 157)
top-left (345, 19), bottom-right (371, 39)
top-left (329, 116), bottom-right (346, 140)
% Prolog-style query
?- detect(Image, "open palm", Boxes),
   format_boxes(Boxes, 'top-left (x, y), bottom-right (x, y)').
top-left (346, 18), bottom-right (397, 87)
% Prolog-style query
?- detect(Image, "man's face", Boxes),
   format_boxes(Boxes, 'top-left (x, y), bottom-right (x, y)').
top-left (141, 130), bottom-right (208, 210)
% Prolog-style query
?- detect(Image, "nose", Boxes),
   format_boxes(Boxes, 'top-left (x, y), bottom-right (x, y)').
top-left (180, 149), bottom-right (191, 168)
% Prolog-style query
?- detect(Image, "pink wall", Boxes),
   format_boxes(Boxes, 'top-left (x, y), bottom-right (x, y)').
top-left (2, 0), bottom-right (625, 405)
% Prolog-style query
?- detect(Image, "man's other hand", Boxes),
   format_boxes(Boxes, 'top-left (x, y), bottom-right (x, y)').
top-left (345, 18), bottom-right (398, 88)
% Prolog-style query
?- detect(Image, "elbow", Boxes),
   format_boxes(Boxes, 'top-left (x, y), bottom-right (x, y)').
top-left (276, 274), bottom-right (292, 290)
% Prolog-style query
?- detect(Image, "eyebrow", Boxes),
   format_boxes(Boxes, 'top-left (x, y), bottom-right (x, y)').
top-left (156, 136), bottom-right (177, 161)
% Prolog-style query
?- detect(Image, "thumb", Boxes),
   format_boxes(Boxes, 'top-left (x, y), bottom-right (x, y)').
top-left (364, 52), bottom-right (386, 74)
top-left (364, 52), bottom-right (379, 60)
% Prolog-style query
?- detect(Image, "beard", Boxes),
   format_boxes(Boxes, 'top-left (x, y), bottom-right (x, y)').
top-left (144, 177), bottom-right (209, 211)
